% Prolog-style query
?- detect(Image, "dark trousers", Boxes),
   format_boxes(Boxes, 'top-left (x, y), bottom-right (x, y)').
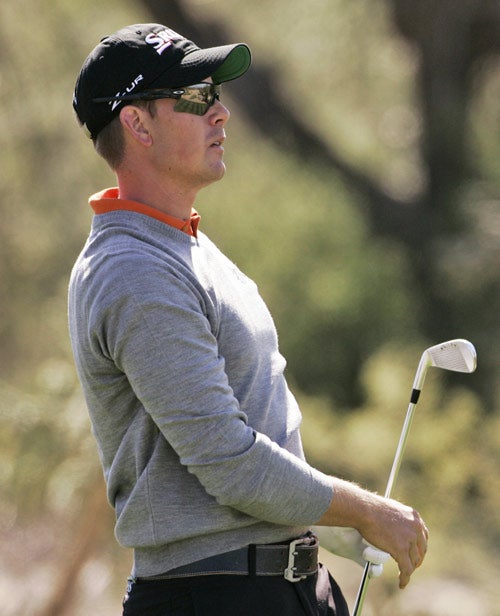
top-left (122, 564), bottom-right (350, 615)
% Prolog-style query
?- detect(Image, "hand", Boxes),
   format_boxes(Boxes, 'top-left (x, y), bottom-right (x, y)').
top-left (357, 496), bottom-right (429, 589)
top-left (315, 479), bottom-right (429, 589)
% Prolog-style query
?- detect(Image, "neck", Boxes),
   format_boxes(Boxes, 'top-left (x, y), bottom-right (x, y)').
top-left (116, 169), bottom-right (198, 221)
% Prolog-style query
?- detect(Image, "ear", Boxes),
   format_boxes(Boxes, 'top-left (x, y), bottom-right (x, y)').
top-left (119, 105), bottom-right (153, 147)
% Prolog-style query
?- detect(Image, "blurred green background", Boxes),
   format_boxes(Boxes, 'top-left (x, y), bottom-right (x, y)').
top-left (1, 1), bottom-right (499, 614)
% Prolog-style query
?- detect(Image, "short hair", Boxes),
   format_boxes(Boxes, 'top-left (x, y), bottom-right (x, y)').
top-left (94, 115), bottom-right (125, 169)
top-left (93, 100), bottom-right (158, 170)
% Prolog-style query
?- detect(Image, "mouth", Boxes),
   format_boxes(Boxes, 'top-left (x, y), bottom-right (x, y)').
top-left (210, 135), bottom-right (225, 148)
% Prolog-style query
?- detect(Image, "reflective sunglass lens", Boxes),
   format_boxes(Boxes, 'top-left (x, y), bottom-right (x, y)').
top-left (173, 84), bottom-right (220, 115)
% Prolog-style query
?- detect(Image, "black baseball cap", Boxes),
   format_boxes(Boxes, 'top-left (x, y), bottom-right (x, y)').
top-left (73, 23), bottom-right (251, 140)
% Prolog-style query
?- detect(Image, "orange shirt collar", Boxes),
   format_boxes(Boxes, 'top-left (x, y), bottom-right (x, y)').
top-left (89, 188), bottom-right (200, 238)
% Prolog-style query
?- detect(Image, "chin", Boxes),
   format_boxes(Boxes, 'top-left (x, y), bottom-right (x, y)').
top-left (197, 166), bottom-right (226, 189)
top-left (211, 163), bottom-right (227, 181)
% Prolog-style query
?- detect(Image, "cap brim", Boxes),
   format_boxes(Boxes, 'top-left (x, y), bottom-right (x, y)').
top-left (149, 43), bottom-right (251, 88)
top-left (212, 44), bottom-right (251, 83)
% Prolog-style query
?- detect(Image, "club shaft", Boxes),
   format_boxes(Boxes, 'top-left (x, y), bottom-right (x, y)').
top-left (384, 399), bottom-right (417, 498)
top-left (352, 562), bottom-right (371, 615)
top-left (352, 397), bottom-right (419, 616)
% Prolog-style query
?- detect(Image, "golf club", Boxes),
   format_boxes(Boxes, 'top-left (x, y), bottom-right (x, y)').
top-left (352, 339), bottom-right (477, 616)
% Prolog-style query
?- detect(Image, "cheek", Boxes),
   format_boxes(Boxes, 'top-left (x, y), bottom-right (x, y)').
top-left (152, 109), bottom-right (205, 162)
top-left (156, 129), bottom-right (190, 160)
top-left (174, 129), bottom-right (205, 162)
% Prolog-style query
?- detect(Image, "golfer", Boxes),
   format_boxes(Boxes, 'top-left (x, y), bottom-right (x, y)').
top-left (69, 23), bottom-right (428, 615)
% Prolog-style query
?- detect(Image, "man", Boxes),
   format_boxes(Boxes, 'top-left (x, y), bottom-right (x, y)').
top-left (69, 23), bottom-right (428, 615)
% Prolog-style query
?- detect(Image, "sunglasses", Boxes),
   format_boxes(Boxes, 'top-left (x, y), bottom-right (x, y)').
top-left (93, 83), bottom-right (221, 116)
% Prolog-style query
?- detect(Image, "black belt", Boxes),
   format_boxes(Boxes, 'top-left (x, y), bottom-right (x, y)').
top-left (135, 533), bottom-right (319, 584)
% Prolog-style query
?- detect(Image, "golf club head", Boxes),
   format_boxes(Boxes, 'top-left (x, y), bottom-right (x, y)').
top-left (413, 339), bottom-right (477, 391)
top-left (427, 339), bottom-right (477, 372)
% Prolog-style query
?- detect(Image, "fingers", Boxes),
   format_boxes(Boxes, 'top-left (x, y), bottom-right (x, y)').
top-left (397, 545), bottom-right (418, 588)
top-left (397, 512), bottom-right (429, 589)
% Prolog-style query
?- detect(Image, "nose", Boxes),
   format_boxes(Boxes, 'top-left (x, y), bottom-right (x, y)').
top-left (209, 98), bottom-right (230, 125)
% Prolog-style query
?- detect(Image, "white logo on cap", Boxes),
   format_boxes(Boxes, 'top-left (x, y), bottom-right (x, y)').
top-left (145, 28), bottom-right (180, 55)
top-left (111, 74), bottom-right (144, 111)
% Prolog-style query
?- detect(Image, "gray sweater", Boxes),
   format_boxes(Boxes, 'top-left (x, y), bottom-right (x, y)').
top-left (68, 203), bottom-right (335, 577)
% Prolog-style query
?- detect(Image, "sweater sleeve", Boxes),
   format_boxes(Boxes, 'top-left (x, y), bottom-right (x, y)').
top-left (89, 248), bottom-right (334, 526)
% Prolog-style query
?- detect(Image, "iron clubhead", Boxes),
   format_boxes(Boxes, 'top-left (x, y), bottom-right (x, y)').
top-left (413, 339), bottom-right (477, 391)
top-left (426, 339), bottom-right (477, 373)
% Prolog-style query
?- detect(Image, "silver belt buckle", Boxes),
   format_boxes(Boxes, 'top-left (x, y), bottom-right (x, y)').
top-left (284, 538), bottom-right (308, 583)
